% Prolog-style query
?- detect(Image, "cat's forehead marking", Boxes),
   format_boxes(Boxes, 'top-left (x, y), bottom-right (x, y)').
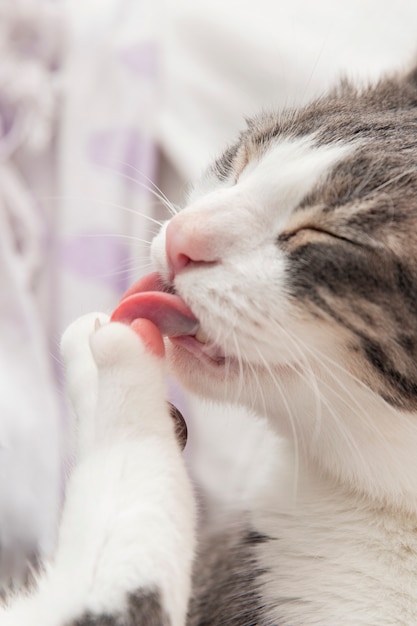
top-left (201, 134), bottom-right (352, 227)
top-left (238, 136), bottom-right (352, 217)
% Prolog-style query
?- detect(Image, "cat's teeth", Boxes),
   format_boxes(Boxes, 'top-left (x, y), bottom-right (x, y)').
top-left (195, 326), bottom-right (209, 344)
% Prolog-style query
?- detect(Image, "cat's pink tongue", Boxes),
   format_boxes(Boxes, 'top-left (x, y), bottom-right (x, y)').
top-left (111, 272), bottom-right (199, 337)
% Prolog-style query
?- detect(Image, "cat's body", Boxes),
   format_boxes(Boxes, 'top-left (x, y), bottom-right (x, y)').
top-left (3, 66), bottom-right (417, 624)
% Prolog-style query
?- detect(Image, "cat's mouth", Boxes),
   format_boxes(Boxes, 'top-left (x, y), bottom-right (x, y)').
top-left (111, 272), bottom-right (226, 364)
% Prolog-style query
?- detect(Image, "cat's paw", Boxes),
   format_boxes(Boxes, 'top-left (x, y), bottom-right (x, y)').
top-left (89, 319), bottom-right (173, 445)
top-left (60, 312), bottom-right (110, 457)
top-left (60, 312), bottom-right (110, 368)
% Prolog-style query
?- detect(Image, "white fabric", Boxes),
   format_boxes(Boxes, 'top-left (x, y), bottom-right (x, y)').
top-left (0, 0), bottom-right (63, 584)
top-left (158, 0), bottom-right (417, 179)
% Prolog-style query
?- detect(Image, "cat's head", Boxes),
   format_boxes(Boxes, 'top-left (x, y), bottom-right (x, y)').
top-left (152, 68), bottom-right (417, 402)
top-left (149, 67), bottom-right (417, 502)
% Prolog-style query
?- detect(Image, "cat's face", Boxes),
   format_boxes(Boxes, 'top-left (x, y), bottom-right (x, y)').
top-left (152, 69), bottom-right (417, 426)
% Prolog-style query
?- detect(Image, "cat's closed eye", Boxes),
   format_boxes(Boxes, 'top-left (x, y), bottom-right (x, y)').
top-left (277, 225), bottom-right (353, 246)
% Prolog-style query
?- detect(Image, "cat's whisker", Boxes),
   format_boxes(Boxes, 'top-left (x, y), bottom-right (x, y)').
top-left (295, 339), bottom-right (369, 393)
top-left (281, 342), bottom-right (371, 470)
top-left (39, 193), bottom-right (165, 227)
top-left (254, 346), bottom-right (300, 501)
top-left (258, 318), bottom-right (381, 469)
top-left (268, 319), bottom-right (325, 442)
top-left (247, 360), bottom-right (268, 417)
top-left (249, 302), bottom-right (325, 441)
top-left (97, 263), bottom-right (155, 282)
top-left (78, 233), bottom-right (154, 246)
top-left (284, 328), bottom-right (395, 447)
top-left (296, 337), bottom-right (399, 424)
top-left (235, 345), bottom-right (266, 415)
top-left (114, 160), bottom-right (180, 216)
top-left (227, 329), bottom-right (245, 405)
top-left (313, 392), bottom-right (369, 473)
top-left (99, 163), bottom-right (179, 217)
top-left (218, 321), bottom-right (271, 415)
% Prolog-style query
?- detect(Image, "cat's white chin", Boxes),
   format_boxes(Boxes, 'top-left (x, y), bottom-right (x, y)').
top-left (166, 339), bottom-right (243, 401)
top-left (169, 335), bottom-right (226, 366)
top-left (167, 339), bottom-right (295, 412)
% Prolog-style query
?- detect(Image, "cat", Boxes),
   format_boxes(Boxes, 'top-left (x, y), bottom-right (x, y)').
top-left (3, 62), bottom-right (417, 625)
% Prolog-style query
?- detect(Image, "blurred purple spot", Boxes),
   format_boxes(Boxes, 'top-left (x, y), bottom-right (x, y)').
top-left (60, 232), bottom-right (130, 293)
top-left (87, 129), bottom-right (157, 190)
top-left (119, 41), bottom-right (158, 78)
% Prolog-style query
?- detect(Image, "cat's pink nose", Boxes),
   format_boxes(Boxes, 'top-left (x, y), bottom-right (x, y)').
top-left (165, 214), bottom-right (216, 279)
top-left (165, 219), bottom-right (191, 278)
top-left (165, 218), bottom-right (195, 279)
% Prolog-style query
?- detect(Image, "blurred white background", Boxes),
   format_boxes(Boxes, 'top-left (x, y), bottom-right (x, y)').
top-left (1, 0), bottom-right (417, 588)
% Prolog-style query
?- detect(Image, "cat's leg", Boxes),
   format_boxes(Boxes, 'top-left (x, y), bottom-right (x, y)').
top-left (0, 314), bottom-right (196, 626)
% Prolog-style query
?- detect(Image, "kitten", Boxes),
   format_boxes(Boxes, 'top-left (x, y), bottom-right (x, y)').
top-left (3, 64), bottom-right (417, 625)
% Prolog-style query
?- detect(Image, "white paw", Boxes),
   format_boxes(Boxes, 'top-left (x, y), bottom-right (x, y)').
top-left (89, 321), bottom-right (171, 444)
top-left (60, 312), bottom-right (110, 370)
top-left (61, 315), bottom-right (174, 455)
top-left (61, 312), bottom-right (110, 457)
